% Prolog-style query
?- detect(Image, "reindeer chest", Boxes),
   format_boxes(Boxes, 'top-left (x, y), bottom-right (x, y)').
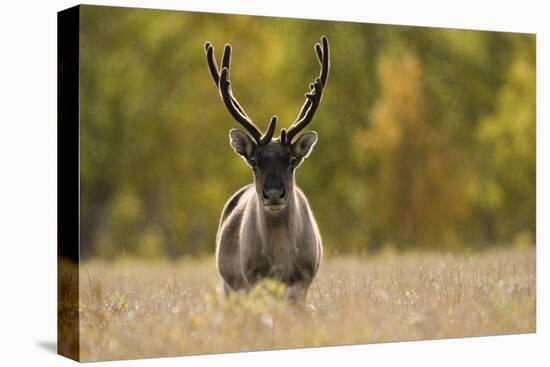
top-left (263, 227), bottom-right (297, 277)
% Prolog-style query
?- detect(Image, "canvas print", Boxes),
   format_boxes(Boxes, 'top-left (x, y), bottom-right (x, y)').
top-left (58, 4), bottom-right (536, 362)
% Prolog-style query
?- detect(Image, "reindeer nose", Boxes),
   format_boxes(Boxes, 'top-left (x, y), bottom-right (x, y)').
top-left (263, 187), bottom-right (286, 201)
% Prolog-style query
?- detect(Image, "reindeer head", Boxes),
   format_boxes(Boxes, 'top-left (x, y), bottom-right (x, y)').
top-left (205, 36), bottom-right (330, 213)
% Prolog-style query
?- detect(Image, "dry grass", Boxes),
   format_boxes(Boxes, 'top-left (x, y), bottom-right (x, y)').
top-left (76, 248), bottom-right (535, 361)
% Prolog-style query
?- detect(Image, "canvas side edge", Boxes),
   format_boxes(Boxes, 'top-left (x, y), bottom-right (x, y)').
top-left (57, 5), bottom-right (81, 362)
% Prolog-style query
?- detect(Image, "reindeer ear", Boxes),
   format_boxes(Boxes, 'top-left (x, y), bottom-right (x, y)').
top-left (292, 131), bottom-right (318, 159)
top-left (229, 129), bottom-right (255, 158)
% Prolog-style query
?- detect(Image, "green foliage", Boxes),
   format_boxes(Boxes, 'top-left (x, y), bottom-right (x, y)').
top-left (202, 279), bottom-right (290, 324)
top-left (78, 5), bottom-right (535, 259)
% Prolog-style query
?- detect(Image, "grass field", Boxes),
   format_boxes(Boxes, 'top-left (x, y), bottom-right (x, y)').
top-left (74, 248), bottom-right (535, 361)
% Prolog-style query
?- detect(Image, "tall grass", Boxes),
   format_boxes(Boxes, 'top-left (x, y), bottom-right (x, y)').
top-left (76, 248), bottom-right (535, 361)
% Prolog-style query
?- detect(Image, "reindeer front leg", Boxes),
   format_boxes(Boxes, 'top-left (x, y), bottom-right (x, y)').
top-left (286, 262), bottom-right (316, 305)
top-left (287, 280), bottom-right (311, 305)
top-left (241, 254), bottom-right (271, 291)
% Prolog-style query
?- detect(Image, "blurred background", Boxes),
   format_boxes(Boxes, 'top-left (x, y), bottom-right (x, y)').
top-left (79, 5), bottom-right (535, 260)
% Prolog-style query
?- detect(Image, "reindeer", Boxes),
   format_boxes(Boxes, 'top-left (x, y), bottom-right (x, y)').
top-left (204, 36), bottom-right (329, 304)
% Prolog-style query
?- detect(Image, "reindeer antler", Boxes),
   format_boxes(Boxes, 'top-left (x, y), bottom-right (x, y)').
top-left (205, 42), bottom-right (277, 145)
top-left (283, 36), bottom-right (330, 144)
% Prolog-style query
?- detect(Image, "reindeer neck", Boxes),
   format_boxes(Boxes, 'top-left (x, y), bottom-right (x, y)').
top-left (255, 187), bottom-right (298, 272)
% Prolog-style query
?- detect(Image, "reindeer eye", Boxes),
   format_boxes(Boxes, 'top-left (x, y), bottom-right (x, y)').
top-left (249, 158), bottom-right (258, 168)
top-left (289, 157), bottom-right (298, 167)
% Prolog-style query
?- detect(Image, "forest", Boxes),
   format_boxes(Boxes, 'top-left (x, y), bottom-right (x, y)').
top-left (78, 6), bottom-right (535, 259)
